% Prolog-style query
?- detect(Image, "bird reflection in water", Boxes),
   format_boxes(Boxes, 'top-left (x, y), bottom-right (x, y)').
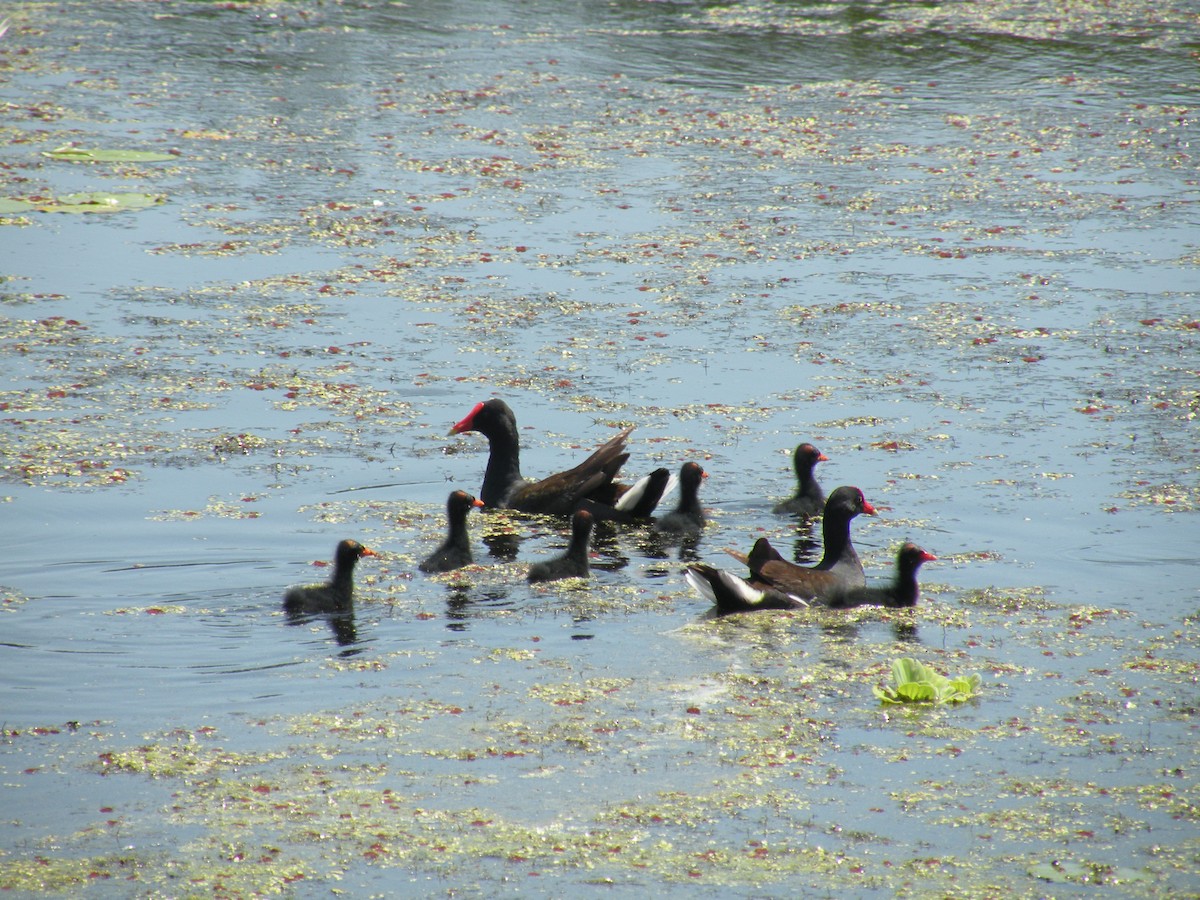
top-left (284, 605), bottom-right (362, 650)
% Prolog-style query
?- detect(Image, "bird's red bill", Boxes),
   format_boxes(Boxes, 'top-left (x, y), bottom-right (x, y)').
top-left (450, 401), bottom-right (485, 435)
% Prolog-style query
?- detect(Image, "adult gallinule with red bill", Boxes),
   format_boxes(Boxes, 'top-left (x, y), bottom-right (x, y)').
top-left (580, 466), bottom-right (675, 524)
top-left (729, 485), bottom-right (876, 600)
top-left (450, 399), bottom-right (632, 515)
top-left (685, 563), bottom-right (809, 616)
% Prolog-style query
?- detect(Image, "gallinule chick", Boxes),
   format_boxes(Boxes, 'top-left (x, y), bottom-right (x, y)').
top-left (685, 564), bottom-right (809, 616)
top-left (527, 508), bottom-right (594, 582)
top-left (728, 485), bottom-right (876, 600)
top-left (450, 399), bottom-right (632, 515)
top-left (824, 543), bottom-right (936, 609)
top-left (283, 539), bottom-right (376, 612)
top-left (580, 466), bottom-right (675, 524)
top-left (773, 442), bottom-right (827, 517)
top-left (652, 461), bottom-right (708, 534)
top-left (419, 490), bottom-right (485, 573)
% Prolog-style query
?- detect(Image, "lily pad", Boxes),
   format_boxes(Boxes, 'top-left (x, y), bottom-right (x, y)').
top-left (1028, 859), bottom-right (1154, 886)
top-left (0, 192), bottom-right (167, 215)
top-left (41, 145), bottom-right (177, 163)
top-left (0, 197), bottom-right (36, 215)
top-left (874, 657), bottom-right (981, 705)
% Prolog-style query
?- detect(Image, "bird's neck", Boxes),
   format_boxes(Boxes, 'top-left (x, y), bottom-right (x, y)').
top-left (887, 564), bottom-right (920, 607)
top-left (329, 562), bottom-right (356, 606)
top-left (480, 431), bottom-right (522, 507)
top-left (818, 514), bottom-right (856, 568)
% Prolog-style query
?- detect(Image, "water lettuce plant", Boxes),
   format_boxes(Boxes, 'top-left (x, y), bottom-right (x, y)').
top-left (874, 657), bottom-right (981, 705)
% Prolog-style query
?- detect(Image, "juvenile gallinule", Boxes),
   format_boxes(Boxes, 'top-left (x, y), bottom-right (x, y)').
top-left (450, 399), bottom-right (632, 515)
top-left (729, 485), bottom-right (876, 600)
top-left (772, 442), bottom-right (827, 517)
top-left (419, 490), bottom-right (485, 573)
top-left (283, 539), bottom-right (376, 612)
top-left (652, 461), bottom-right (708, 535)
top-left (527, 508), bottom-right (595, 583)
top-left (685, 564), bottom-right (809, 616)
top-left (823, 543), bottom-right (936, 609)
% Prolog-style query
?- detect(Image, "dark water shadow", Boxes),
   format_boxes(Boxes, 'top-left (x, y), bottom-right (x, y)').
top-left (589, 528), bottom-right (631, 573)
top-left (482, 530), bottom-right (523, 563)
top-left (441, 583), bottom-right (517, 632)
top-left (790, 520), bottom-right (821, 564)
top-left (283, 606), bottom-right (366, 654)
top-left (639, 531), bottom-right (705, 562)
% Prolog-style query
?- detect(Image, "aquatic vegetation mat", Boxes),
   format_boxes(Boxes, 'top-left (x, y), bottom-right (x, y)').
top-left (2, 588), bottom-right (1195, 896)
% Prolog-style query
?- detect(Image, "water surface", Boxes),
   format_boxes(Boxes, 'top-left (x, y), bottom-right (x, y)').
top-left (1, 1), bottom-right (1197, 896)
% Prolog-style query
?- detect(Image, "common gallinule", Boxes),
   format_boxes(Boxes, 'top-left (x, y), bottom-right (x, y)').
top-left (729, 485), bottom-right (876, 600)
top-left (580, 466), bottom-right (675, 524)
top-left (823, 543), bottom-right (936, 609)
top-left (450, 399), bottom-right (632, 515)
top-left (685, 563), bottom-right (809, 616)
top-left (527, 508), bottom-right (595, 582)
top-left (283, 539), bottom-right (376, 612)
top-left (652, 461), bottom-right (708, 534)
top-left (419, 490), bottom-right (485, 573)
top-left (772, 442), bottom-right (827, 517)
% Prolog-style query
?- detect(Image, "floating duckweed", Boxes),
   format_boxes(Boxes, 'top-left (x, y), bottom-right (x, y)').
top-left (0, 853), bottom-right (151, 892)
top-left (95, 738), bottom-right (282, 779)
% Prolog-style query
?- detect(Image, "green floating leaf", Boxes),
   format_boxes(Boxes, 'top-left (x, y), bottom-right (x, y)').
top-left (0, 198), bottom-right (35, 215)
top-left (56, 191), bottom-right (166, 213)
top-left (893, 657), bottom-right (929, 684)
top-left (948, 675), bottom-right (982, 696)
top-left (1, 192), bottom-right (168, 215)
top-left (874, 656), bottom-right (981, 705)
top-left (41, 145), bottom-right (177, 163)
top-left (1028, 859), bottom-right (1153, 886)
top-left (894, 681), bottom-right (937, 702)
